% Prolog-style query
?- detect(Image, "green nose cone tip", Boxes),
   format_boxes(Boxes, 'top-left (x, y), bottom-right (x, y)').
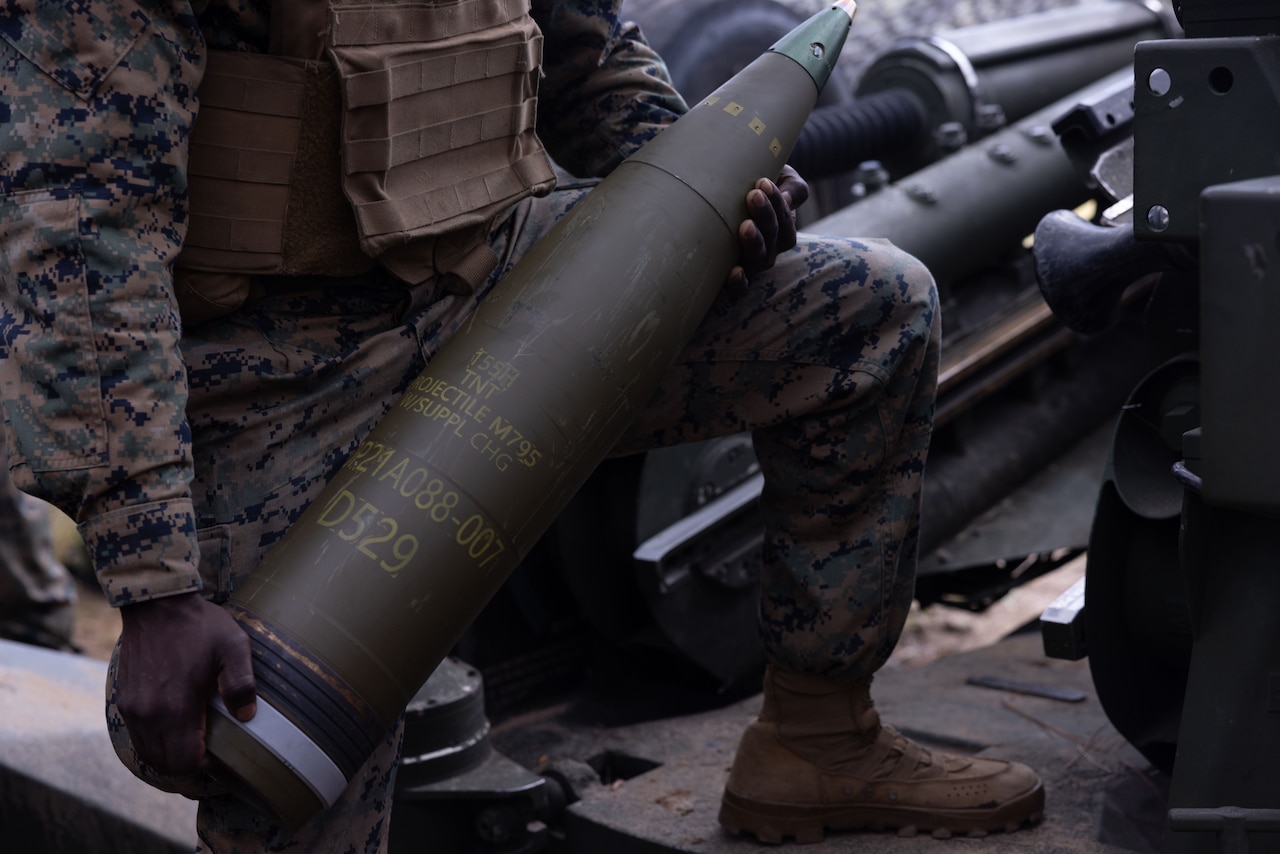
top-left (769, 0), bottom-right (857, 92)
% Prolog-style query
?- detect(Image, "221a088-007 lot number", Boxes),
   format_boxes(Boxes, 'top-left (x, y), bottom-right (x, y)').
top-left (314, 440), bottom-right (508, 574)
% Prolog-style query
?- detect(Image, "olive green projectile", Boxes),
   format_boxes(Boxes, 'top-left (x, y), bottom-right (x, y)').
top-left (207, 1), bottom-right (857, 826)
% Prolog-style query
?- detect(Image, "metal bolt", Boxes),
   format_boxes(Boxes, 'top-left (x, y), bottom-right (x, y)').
top-left (933, 121), bottom-right (967, 153)
top-left (906, 185), bottom-right (938, 205)
top-left (850, 160), bottom-right (890, 198)
top-left (1148, 67), bottom-right (1172, 97)
top-left (987, 144), bottom-right (1017, 165)
top-left (1025, 125), bottom-right (1054, 145)
top-left (1147, 205), bottom-right (1171, 232)
top-left (975, 102), bottom-right (1006, 131)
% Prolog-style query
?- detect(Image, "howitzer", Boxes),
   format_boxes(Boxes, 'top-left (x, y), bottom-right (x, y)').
top-left (1033, 1), bottom-right (1280, 851)
top-left (201, 2), bottom-right (858, 827)
top-left (802, 0), bottom-right (1171, 179)
top-left (625, 0), bottom-right (1173, 218)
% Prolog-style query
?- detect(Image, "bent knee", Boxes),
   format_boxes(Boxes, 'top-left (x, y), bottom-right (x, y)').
top-left (859, 237), bottom-right (938, 337)
top-left (803, 236), bottom-right (938, 373)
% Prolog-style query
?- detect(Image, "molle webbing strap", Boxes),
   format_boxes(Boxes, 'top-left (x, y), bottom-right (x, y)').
top-left (341, 39), bottom-right (539, 110)
top-left (328, 0), bottom-right (556, 261)
top-left (343, 99), bottom-right (539, 173)
top-left (182, 56), bottom-right (300, 265)
top-left (198, 65), bottom-right (306, 118)
top-left (178, 51), bottom-right (373, 278)
top-left (355, 146), bottom-right (549, 239)
top-left (328, 0), bottom-right (529, 45)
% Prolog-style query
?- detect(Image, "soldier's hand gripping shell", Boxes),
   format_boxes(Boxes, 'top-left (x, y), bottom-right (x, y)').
top-left (116, 591), bottom-right (257, 776)
top-left (729, 163), bottom-right (809, 287)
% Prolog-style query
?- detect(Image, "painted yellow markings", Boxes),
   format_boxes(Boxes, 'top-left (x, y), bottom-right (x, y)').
top-left (333, 439), bottom-right (510, 576)
top-left (701, 96), bottom-right (782, 156)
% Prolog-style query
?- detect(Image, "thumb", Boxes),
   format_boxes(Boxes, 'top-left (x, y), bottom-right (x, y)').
top-left (216, 632), bottom-right (258, 722)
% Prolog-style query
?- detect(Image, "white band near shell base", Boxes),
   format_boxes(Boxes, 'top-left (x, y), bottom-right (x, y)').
top-left (210, 695), bottom-right (349, 807)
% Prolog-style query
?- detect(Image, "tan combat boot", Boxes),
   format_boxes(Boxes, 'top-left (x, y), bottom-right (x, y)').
top-left (719, 666), bottom-right (1044, 843)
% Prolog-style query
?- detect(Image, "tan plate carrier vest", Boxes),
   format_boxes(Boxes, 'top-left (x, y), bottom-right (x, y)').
top-left (174, 0), bottom-right (557, 323)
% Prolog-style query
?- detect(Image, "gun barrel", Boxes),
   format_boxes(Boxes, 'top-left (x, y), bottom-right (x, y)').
top-left (808, 67), bottom-right (1136, 290)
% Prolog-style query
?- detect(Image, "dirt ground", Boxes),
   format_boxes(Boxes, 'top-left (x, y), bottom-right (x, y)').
top-left (51, 507), bottom-right (1085, 669)
top-left (886, 554), bottom-right (1085, 668)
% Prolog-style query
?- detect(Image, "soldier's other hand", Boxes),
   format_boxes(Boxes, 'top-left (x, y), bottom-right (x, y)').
top-left (728, 164), bottom-right (809, 288)
top-left (117, 591), bottom-right (256, 777)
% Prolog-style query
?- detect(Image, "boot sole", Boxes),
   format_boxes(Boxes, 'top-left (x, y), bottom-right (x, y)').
top-left (718, 782), bottom-right (1045, 844)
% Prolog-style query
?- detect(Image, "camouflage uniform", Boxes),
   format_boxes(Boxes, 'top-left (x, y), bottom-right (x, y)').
top-left (1, 0), bottom-right (938, 850)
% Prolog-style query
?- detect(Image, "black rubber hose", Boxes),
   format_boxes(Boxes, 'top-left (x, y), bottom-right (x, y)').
top-left (788, 89), bottom-right (928, 180)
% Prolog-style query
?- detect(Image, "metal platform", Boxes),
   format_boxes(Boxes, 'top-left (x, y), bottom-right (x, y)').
top-left (0, 639), bottom-right (197, 853)
top-left (491, 630), bottom-right (1167, 854)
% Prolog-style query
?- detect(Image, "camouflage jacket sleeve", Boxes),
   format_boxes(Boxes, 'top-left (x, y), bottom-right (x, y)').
top-left (532, 0), bottom-right (689, 178)
top-left (0, 0), bottom-right (205, 607)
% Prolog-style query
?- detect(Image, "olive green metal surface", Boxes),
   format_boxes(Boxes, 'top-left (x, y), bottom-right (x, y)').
top-left (215, 3), bottom-right (852, 824)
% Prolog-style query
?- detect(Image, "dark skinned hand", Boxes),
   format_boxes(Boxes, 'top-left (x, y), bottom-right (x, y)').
top-left (116, 591), bottom-right (257, 777)
top-left (727, 163), bottom-right (810, 288)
